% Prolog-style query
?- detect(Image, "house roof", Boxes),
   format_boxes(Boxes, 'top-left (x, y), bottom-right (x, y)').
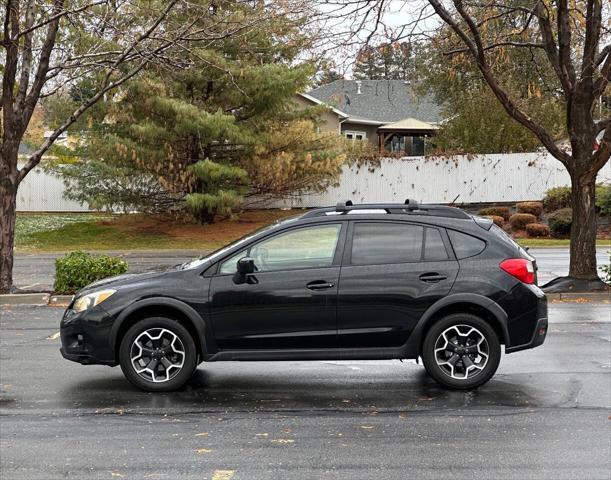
top-left (378, 117), bottom-right (439, 131)
top-left (298, 93), bottom-right (349, 118)
top-left (306, 79), bottom-right (442, 124)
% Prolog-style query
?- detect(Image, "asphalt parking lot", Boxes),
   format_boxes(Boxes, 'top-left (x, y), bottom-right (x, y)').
top-left (0, 301), bottom-right (609, 479)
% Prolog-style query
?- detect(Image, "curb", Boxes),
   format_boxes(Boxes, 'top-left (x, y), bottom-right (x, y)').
top-left (545, 292), bottom-right (610, 302)
top-left (0, 293), bottom-right (50, 305)
top-left (0, 293), bottom-right (73, 306)
top-left (48, 295), bottom-right (74, 306)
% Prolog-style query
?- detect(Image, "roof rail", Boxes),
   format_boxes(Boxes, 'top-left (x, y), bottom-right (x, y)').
top-left (335, 200), bottom-right (353, 212)
top-left (301, 199), bottom-right (470, 220)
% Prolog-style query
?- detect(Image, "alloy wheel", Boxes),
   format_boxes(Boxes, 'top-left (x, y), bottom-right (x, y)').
top-left (130, 328), bottom-right (185, 383)
top-left (433, 324), bottom-right (489, 380)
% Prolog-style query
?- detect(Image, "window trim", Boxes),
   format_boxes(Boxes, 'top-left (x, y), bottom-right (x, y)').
top-left (344, 220), bottom-right (453, 267)
top-left (214, 222), bottom-right (347, 276)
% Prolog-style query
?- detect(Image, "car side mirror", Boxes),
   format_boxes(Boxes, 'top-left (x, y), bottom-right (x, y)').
top-left (237, 257), bottom-right (255, 275)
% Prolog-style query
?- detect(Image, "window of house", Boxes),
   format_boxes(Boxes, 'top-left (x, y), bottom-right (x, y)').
top-left (384, 134), bottom-right (405, 153)
top-left (344, 130), bottom-right (367, 141)
top-left (412, 135), bottom-right (425, 156)
top-left (383, 134), bottom-right (427, 156)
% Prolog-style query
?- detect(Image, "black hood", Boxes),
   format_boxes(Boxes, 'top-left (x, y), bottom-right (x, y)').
top-left (78, 269), bottom-right (171, 295)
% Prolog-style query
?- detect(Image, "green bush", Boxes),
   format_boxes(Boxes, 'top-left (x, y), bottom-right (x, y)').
top-left (478, 206), bottom-right (511, 221)
top-left (516, 201), bottom-right (543, 218)
top-left (547, 208), bottom-right (572, 237)
top-left (542, 184), bottom-right (611, 214)
top-left (54, 251), bottom-right (128, 294)
top-left (597, 183), bottom-right (611, 215)
top-left (509, 213), bottom-right (537, 230)
top-left (543, 186), bottom-right (571, 212)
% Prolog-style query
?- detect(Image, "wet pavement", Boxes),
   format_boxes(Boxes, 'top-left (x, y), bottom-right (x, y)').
top-left (0, 302), bottom-right (610, 479)
top-left (12, 247), bottom-right (611, 291)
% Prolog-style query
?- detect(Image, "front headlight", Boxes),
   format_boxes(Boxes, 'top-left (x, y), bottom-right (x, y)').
top-left (73, 289), bottom-right (116, 313)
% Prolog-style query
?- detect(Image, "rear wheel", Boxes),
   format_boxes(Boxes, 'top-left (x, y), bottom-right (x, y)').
top-left (119, 317), bottom-right (197, 392)
top-left (422, 313), bottom-right (501, 390)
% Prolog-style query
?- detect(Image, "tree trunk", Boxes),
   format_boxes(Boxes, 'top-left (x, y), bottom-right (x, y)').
top-left (568, 169), bottom-right (599, 279)
top-left (0, 173), bottom-right (18, 294)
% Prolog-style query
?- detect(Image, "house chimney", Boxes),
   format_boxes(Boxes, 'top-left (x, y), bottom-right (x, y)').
top-left (356, 80), bottom-right (362, 94)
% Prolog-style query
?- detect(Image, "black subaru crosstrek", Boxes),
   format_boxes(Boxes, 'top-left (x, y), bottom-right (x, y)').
top-left (60, 200), bottom-right (548, 391)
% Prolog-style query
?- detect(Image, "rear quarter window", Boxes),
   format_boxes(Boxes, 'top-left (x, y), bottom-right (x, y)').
top-left (447, 230), bottom-right (486, 259)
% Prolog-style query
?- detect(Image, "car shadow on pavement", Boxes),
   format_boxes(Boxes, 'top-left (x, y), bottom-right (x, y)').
top-left (58, 366), bottom-right (543, 414)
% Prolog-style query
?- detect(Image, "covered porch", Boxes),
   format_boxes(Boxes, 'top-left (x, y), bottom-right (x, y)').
top-left (377, 118), bottom-right (439, 156)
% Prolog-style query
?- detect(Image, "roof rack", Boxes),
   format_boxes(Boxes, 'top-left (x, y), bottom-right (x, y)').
top-left (301, 199), bottom-right (471, 220)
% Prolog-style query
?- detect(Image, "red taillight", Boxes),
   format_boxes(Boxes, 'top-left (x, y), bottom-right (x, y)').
top-left (500, 258), bottom-right (535, 284)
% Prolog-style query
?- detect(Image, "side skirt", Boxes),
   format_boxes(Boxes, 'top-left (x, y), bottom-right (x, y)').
top-left (205, 346), bottom-right (419, 362)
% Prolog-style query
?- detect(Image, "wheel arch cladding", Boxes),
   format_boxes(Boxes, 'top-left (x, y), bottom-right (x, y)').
top-left (111, 298), bottom-right (207, 363)
top-left (410, 294), bottom-right (510, 356)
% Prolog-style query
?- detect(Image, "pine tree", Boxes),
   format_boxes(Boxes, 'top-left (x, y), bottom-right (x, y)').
top-left (353, 42), bottom-right (417, 81)
top-left (56, 0), bottom-right (345, 222)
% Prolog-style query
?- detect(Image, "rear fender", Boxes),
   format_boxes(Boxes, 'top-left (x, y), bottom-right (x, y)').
top-left (402, 293), bottom-right (510, 357)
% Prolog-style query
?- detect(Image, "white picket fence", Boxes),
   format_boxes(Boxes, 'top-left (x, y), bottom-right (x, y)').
top-left (16, 152), bottom-right (611, 212)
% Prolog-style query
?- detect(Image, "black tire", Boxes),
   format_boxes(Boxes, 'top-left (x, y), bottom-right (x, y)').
top-left (119, 317), bottom-right (197, 392)
top-left (422, 313), bottom-right (501, 390)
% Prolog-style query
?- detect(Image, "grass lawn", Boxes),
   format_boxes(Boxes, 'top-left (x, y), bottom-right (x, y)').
top-left (517, 238), bottom-right (610, 248)
top-left (15, 210), bottom-right (611, 252)
top-left (15, 210), bottom-right (300, 252)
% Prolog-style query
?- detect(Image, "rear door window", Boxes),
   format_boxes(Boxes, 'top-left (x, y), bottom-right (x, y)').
top-left (424, 228), bottom-right (449, 261)
top-left (447, 230), bottom-right (486, 259)
top-left (350, 223), bottom-right (423, 265)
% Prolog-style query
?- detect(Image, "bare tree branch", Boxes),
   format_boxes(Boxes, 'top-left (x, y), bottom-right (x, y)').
top-left (428, 0), bottom-right (570, 164)
top-left (17, 60), bottom-right (147, 184)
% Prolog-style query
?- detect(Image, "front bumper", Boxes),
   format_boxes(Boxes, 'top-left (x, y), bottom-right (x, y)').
top-left (60, 305), bottom-right (117, 366)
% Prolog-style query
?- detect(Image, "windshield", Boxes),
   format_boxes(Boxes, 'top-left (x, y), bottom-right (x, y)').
top-left (180, 214), bottom-right (302, 270)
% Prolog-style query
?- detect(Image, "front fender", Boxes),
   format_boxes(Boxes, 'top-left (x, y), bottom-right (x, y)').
top-left (109, 297), bottom-right (210, 359)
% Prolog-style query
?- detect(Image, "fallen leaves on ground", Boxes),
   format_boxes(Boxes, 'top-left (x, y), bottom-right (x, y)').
top-left (211, 470), bottom-right (235, 480)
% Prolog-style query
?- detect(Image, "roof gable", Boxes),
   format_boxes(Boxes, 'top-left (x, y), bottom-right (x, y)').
top-left (306, 79), bottom-right (441, 124)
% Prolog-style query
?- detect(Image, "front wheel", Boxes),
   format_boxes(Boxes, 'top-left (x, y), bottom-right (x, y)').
top-left (119, 317), bottom-right (197, 392)
top-left (422, 313), bottom-right (501, 390)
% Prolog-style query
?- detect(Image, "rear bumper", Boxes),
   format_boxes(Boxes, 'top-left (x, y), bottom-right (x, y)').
top-left (505, 291), bottom-right (548, 353)
top-left (505, 316), bottom-right (548, 353)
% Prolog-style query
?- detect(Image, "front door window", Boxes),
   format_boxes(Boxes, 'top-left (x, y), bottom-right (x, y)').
top-left (219, 224), bottom-right (342, 274)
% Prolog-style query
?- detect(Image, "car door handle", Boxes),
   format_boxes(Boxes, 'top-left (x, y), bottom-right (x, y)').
top-left (306, 280), bottom-right (335, 290)
top-left (419, 273), bottom-right (447, 283)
